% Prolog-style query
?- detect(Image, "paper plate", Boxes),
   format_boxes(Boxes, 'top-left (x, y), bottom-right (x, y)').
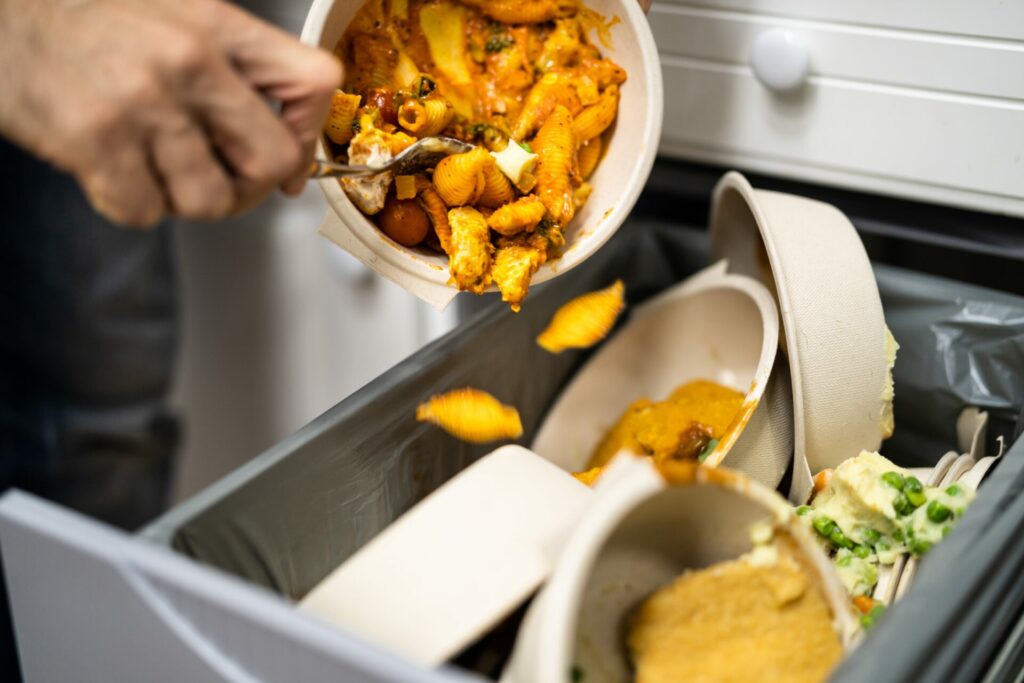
top-left (710, 172), bottom-right (890, 503)
top-left (532, 268), bottom-right (793, 490)
top-left (299, 445), bottom-right (593, 666)
top-left (302, 0), bottom-right (664, 309)
top-left (502, 456), bottom-right (859, 683)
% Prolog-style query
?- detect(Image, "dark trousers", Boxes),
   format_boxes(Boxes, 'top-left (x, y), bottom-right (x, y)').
top-left (0, 138), bottom-right (181, 679)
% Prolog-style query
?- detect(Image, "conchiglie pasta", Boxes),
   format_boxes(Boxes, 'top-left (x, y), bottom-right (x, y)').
top-left (475, 151), bottom-right (517, 208)
top-left (513, 72), bottom-right (583, 141)
top-left (433, 150), bottom-right (487, 206)
top-left (398, 97), bottom-right (454, 138)
top-left (347, 34), bottom-right (398, 92)
top-left (325, 91), bottom-right (362, 145)
top-left (461, 0), bottom-right (577, 24)
top-left (414, 177), bottom-right (453, 253)
top-left (487, 195), bottom-right (547, 236)
top-left (573, 85), bottom-right (618, 142)
top-left (533, 104), bottom-right (577, 226)
top-left (576, 136), bottom-right (601, 180)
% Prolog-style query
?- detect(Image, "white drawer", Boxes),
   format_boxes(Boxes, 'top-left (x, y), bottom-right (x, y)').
top-left (652, 3), bottom-right (1024, 217)
top-left (655, 0), bottom-right (1024, 42)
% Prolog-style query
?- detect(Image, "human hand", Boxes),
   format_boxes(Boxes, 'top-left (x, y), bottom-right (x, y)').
top-left (0, 0), bottom-right (341, 227)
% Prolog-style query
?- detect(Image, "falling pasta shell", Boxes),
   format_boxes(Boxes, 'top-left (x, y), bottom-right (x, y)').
top-left (536, 280), bottom-right (625, 354)
top-left (416, 388), bottom-right (524, 443)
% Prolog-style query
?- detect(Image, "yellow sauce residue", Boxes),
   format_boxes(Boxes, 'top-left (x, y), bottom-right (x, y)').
top-left (628, 541), bottom-right (842, 683)
top-left (574, 380), bottom-right (744, 483)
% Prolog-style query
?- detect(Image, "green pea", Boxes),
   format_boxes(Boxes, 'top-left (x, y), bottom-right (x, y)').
top-left (862, 528), bottom-right (881, 545)
top-left (882, 472), bottom-right (906, 490)
top-left (910, 539), bottom-right (932, 557)
top-left (830, 528), bottom-right (853, 550)
top-left (853, 545), bottom-right (871, 559)
top-left (813, 516), bottom-right (836, 538)
top-left (892, 492), bottom-right (913, 516)
top-left (946, 484), bottom-right (963, 497)
top-left (795, 505), bottom-right (813, 517)
top-left (927, 500), bottom-right (952, 523)
top-left (905, 477), bottom-right (926, 507)
top-left (892, 529), bottom-right (904, 543)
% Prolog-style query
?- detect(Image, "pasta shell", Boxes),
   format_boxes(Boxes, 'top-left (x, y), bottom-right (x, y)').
top-left (416, 388), bottom-right (524, 443)
top-left (537, 279), bottom-right (625, 353)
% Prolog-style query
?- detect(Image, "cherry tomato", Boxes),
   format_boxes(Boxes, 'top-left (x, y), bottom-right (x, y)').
top-left (378, 195), bottom-right (429, 247)
top-left (367, 88), bottom-right (398, 125)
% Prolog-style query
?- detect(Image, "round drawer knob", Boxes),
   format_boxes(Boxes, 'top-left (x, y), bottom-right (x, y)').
top-left (750, 29), bottom-right (809, 92)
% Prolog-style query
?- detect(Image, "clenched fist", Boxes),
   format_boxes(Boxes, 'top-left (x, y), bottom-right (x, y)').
top-left (0, 0), bottom-right (341, 227)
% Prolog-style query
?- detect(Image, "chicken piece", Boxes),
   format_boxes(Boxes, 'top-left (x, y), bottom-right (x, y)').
top-left (491, 233), bottom-right (549, 312)
top-left (341, 127), bottom-right (394, 215)
top-left (447, 207), bottom-right (494, 293)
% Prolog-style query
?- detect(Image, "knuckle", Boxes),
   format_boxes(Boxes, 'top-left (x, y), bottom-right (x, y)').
top-left (159, 31), bottom-right (210, 81)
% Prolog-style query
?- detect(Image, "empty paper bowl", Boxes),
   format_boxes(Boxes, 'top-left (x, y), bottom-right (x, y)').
top-left (502, 456), bottom-right (859, 683)
top-left (299, 446), bottom-right (593, 666)
top-left (533, 268), bottom-right (794, 491)
top-left (710, 172), bottom-right (890, 502)
top-left (301, 0), bottom-right (664, 309)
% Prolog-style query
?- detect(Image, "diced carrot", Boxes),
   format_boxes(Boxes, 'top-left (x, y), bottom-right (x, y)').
top-left (813, 468), bottom-right (834, 494)
top-left (853, 595), bottom-right (878, 615)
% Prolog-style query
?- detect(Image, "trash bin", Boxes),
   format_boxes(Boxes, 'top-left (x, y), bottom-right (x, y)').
top-left (2, 213), bottom-right (1023, 683)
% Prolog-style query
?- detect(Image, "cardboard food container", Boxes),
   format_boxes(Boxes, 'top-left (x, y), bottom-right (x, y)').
top-left (301, 0), bottom-right (664, 309)
top-left (533, 266), bottom-right (795, 491)
top-left (502, 456), bottom-right (860, 683)
top-left (710, 172), bottom-right (891, 503)
top-left (298, 446), bottom-right (594, 666)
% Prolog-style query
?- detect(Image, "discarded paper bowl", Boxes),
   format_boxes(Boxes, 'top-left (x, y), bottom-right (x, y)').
top-left (301, 0), bottom-right (664, 309)
top-left (501, 456), bottom-right (859, 683)
top-left (299, 446), bottom-right (593, 666)
top-left (532, 268), bottom-right (794, 491)
top-left (710, 171), bottom-right (890, 502)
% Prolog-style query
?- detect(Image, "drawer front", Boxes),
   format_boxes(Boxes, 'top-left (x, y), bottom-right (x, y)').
top-left (650, 5), bottom-right (1024, 100)
top-left (655, 0), bottom-right (1024, 42)
top-left (652, 3), bottom-right (1024, 217)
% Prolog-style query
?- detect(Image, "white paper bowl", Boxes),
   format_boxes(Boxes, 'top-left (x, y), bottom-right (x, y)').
top-left (533, 267), bottom-right (794, 490)
top-left (301, 1), bottom-right (664, 309)
top-left (710, 172), bottom-right (889, 502)
top-left (299, 446), bottom-right (593, 666)
top-left (502, 456), bottom-right (859, 683)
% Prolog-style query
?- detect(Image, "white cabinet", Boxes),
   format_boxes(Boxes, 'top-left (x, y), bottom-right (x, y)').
top-left (652, 1), bottom-right (1024, 217)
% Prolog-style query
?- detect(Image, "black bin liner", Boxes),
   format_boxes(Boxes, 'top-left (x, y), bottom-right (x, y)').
top-left (144, 218), bottom-right (1024, 682)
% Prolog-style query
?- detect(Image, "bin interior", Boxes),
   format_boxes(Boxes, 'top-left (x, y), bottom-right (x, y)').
top-left (143, 217), bottom-right (1024, 681)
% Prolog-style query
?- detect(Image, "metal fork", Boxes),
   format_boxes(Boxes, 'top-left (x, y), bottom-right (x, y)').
top-left (310, 136), bottom-right (474, 179)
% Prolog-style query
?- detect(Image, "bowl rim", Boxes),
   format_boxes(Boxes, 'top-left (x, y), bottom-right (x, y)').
top-left (300, 0), bottom-right (664, 296)
top-left (531, 266), bottom-right (781, 472)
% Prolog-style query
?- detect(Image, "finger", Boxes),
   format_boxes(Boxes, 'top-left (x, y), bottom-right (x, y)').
top-left (184, 56), bottom-right (305, 210)
top-left (79, 145), bottom-right (166, 229)
top-left (207, 4), bottom-right (341, 194)
top-left (151, 118), bottom-right (235, 220)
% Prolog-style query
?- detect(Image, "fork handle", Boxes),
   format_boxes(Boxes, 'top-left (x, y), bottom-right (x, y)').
top-left (309, 159), bottom-right (378, 179)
